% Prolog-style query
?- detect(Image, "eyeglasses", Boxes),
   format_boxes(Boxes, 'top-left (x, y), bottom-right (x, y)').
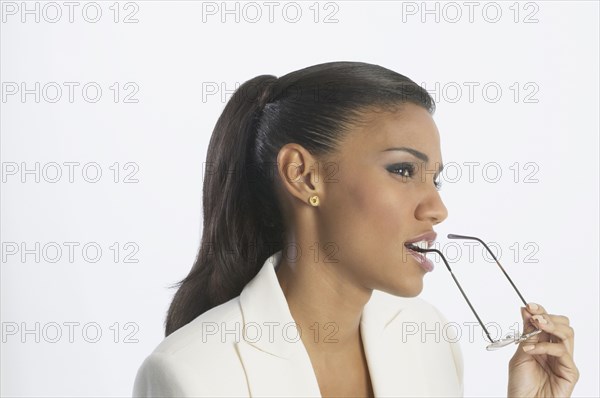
top-left (412, 233), bottom-right (542, 351)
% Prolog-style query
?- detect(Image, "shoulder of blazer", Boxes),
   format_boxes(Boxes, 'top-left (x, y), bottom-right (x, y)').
top-left (154, 296), bottom-right (242, 355)
top-left (132, 297), bottom-right (251, 397)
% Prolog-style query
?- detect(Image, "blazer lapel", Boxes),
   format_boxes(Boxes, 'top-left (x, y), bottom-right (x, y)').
top-left (234, 251), bottom-right (321, 397)
top-left (360, 292), bottom-right (463, 397)
top-left (235, 340), bottom-right (321, 397)
top-left (360, 294), bottom-right (428, 397)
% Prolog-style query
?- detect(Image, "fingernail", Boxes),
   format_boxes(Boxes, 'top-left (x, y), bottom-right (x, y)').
top-left (532, 315), bottom-right (548, 324)
top-left (523, 345), bottom-right (535, 352)
top-left (527, 303), bottom-right (539, 311)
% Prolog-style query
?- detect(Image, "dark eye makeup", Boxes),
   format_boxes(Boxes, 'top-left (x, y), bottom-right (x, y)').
top-left (387, 162), bottom-right (442, 190)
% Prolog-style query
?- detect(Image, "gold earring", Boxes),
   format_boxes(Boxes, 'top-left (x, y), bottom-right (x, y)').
top-left (309, 195), bottom-right (320, 207)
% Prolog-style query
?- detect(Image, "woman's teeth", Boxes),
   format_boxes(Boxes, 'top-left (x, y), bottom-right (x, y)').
top-left (407, 240), bottom-right (429, 250)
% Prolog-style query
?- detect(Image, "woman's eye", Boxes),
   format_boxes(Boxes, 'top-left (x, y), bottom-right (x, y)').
top-left (388, 163), bottom-right (415, 178)
top-left (388, 163), bottom-right (443, 191)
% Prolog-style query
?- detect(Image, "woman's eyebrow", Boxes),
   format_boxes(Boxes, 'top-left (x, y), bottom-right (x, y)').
top-left (381, 146), bottom-right (428, 162)
top-left (381, 147), bottom-right (444, 175)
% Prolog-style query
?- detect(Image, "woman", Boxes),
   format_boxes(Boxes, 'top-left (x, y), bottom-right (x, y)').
top-left (133, 62), bottom-right (579, 397)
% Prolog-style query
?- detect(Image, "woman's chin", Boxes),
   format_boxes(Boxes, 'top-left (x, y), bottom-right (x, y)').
top-left (378, 279), bottom-right (424, 298)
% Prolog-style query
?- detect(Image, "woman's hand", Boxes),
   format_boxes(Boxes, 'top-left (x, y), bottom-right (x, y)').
top-left (507, 303), bottom-right (579, 397)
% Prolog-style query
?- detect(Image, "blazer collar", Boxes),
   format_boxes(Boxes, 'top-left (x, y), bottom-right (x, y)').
top-left (235, 250), bottom-right (420, 397)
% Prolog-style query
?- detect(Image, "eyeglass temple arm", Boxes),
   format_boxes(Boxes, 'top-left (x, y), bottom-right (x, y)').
top-left (419, 247), bottom-right (496, 344)
top-left (447, 234), bottom-right (528, 307)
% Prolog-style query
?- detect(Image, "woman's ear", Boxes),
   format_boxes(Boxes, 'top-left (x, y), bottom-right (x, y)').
top-left (276, 143), bottom-right (321, 205)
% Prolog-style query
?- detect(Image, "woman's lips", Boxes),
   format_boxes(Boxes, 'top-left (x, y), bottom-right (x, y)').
top-left (405, 245), bottom-right (435, 272)
top-left (404, 230), bottom-right (437, 247)
top-left (403, 230), bottom-right (437, 272)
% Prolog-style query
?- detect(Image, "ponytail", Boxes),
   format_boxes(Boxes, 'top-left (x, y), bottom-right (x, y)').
top-left (165, 75), bottom-right (283, 336)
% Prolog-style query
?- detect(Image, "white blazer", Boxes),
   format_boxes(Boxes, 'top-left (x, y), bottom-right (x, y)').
top-left (133, 250), bottom-right (464, 397)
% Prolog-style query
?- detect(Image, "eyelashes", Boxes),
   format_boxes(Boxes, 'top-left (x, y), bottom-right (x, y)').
top-left (387, 162), bottom-right (442, 190)
top-left (388, 163), bottom-right (415, 179)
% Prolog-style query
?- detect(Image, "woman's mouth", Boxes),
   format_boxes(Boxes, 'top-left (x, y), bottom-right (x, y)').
top-left (404, 231), bottom-right (437, 272)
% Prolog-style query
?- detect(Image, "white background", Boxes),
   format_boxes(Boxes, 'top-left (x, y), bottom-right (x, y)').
top-left (1, 1), bottom-right (598, 396)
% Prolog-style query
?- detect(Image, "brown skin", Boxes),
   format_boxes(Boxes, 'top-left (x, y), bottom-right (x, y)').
top-left (274, 103), bottom-right (446, 396)
top-left (273, 103), bottom-right (579, 397)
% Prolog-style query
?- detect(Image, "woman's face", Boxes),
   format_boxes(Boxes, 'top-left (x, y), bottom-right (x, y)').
top-left (316, 102), bottom-right (447, 297)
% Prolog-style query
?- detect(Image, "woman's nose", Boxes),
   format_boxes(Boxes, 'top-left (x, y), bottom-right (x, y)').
top-left (415, 189), bottom-right (448, 225)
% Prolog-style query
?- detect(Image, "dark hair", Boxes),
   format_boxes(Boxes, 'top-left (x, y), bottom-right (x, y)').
top-left (164, 61), bottom-right (435, 336)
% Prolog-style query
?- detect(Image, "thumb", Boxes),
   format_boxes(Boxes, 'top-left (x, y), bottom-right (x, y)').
top-left (519, 306), bottom-right (548, 345)
top-left (521, 306), bottom-right (535, 333)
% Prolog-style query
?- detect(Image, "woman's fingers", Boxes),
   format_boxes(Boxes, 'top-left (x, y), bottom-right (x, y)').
top-left (520, 304), bottom-right (575, 353)
top-left (525, 303), bottom-right (569, 326)
top-left (548, 314), bottom-right (570, 326)
top-left (521, 306), bottom-right (549, 343)
top-left (521, 338), bottom-right (579, 381)
top-left (522, 302), bottom-right (546, 332)
top-left (526, 302), bottom-right (547, 315)
top-left (521, 340), bottom-right (569, 357)
top-left (528, 313), bottom-right (575, 356)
